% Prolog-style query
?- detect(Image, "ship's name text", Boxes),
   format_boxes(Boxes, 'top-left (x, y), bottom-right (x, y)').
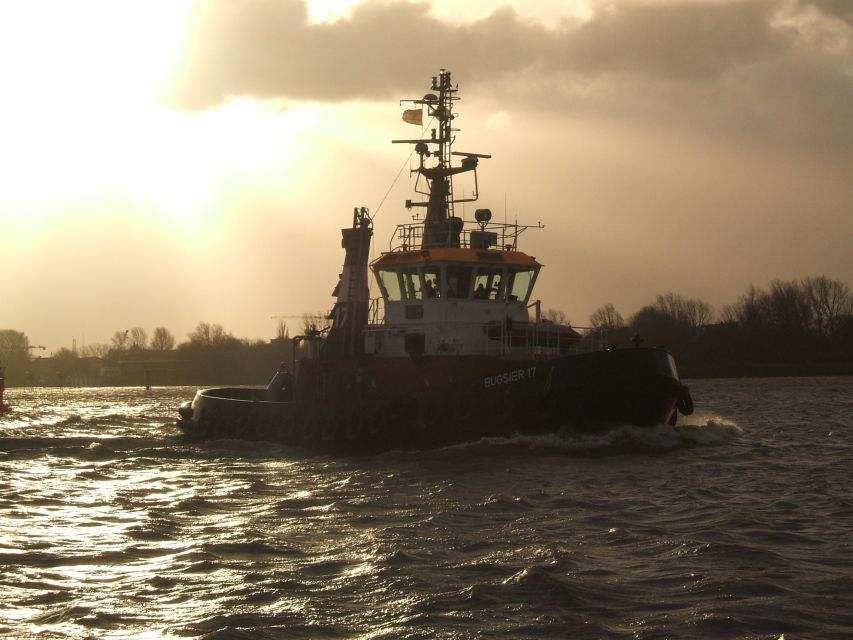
top-left (484, 366), bottom-right (536, 388)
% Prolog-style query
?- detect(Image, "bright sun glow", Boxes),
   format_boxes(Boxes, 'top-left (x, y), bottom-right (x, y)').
top-left (306, 0), bottom-right (363, 23)
top-left (0, 0), bottom-right (322, 236)
top-left (0, 0), bottom-right (590, 231)
top-left (0, 1), bottom-right (191, 214)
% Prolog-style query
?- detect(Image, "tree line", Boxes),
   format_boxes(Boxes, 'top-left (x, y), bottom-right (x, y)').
top-left (2, 276), bottom-right (852, 385)
top-left (581, 275), bottom-right (853, 377)
top-left (0, 319), bottom-right (306, 387)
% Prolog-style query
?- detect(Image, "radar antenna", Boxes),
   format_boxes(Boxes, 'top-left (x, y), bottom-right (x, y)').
top-left (392, 70), bottom-right (490, 248)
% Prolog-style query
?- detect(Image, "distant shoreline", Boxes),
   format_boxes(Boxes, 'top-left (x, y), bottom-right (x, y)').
top-left (682, 362), bottom-right (853, 379)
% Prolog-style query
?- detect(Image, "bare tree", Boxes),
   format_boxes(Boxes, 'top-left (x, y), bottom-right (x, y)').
top-left (129, 327), bottom-right (148, 350)
top-left (718, 303), bottom-right (739, 324)
top-left (767, 279), bottom-right (813, 336)
top-left (188, 322), bottom-right (211, 345)
top-left (301, 312), bottom-right (331, 335)
top-left (151, 327), bottom-right (176, 351)
top-left (726, 277), bottom-right (852, 337)
top-left (684, 299), bottom-right (714, 329)
top-left (111, 330), bottom-right (130, 351)
top-left (728, 284), bottom-right (770, 328)
top-left (654, 293), bottom-right (714, 329)
top-left (543, 308), bottom-right (570, 325)
top-left (589, 303), bottom-right (625, 329)
top-left (803, 275), bottom-right (853, 336)
top-left (53, 347), bottom-right (78, 362)
top-left (275, 320), bottom-right (289, 340)
top-left (188, 322), bottom-right (232, 346)
top-left (81, 343), bottom-right (111, 358)
top-left (0, 329), bottom-right (29, 356)
top-left (0, 330), bottom-right (31, 379)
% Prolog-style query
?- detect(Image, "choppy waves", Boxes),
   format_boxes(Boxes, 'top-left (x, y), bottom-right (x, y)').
top-left (1, 380), bottom-right (852, 639)
top-left (422, 415), bottom-right (743, 461)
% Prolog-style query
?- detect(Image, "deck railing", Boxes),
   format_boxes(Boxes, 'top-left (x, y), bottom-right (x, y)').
top-left (361, 320), bottom-right (608, 357)
top-left (368, 297), bottom-right (384, 325)
top-left (362, 297), bottom-right (608, 357)
top-left (390, 219), bottom-right (541, 253)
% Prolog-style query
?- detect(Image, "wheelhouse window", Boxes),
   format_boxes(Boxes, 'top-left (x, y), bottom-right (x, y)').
top-left (473, 267), bottom-right (504, 301)
top-left (445, 266), bottom-right (472, 299)
top-left (401, 267), bottom-right (422, 300)
top-left (507, 268), bottom-right (537, 302)
top-left (423, 268), bottom-right (441, 298)
top-left (376, 269), bottom-right (403, 302)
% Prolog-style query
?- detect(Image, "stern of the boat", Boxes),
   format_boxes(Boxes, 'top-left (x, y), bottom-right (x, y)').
top-left (176, 386), bottom-right (293, 441)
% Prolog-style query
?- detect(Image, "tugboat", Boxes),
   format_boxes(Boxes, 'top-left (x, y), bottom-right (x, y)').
top-left (177, 70), bottom-right (693, 452)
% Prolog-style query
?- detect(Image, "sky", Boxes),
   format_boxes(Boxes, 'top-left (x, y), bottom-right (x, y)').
top-left (2, 0), bottom-right (852, 354)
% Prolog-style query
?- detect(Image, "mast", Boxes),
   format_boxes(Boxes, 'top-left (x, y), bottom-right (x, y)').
top-left (393, 70), bottom-right (490, 249)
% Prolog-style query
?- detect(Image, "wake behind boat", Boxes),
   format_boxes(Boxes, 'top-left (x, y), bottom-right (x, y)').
top-left (177, 69), bottom-right (693, 452)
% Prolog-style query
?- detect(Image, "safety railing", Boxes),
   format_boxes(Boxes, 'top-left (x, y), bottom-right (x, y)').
top-left (368, 297), bottom-right (384, 325)
top-left (390, 219), bottom-right (541, 253)
top-left (361, 320), bottom-right (608, 358)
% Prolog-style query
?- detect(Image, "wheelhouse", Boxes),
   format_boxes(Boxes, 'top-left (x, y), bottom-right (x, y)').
top-left (364, 247), bottom-right (561, 357)
top-left (371, 248), bottom-right (542, 316)
top-left (372, 248), bottom-right (541, 306)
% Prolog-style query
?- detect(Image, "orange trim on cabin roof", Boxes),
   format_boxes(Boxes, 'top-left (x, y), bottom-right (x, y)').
top-left (371, 247), bottom-right (541, 268)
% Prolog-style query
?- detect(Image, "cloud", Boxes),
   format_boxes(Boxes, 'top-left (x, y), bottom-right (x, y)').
top-left (485, 110), bottom-right (511, 129)
top-left (164, 0), bottom-right (853, 151)
top-left (557, 1), bottom-right (786, 79)
top-left (166, 1), bottom-right (784, 106)
top-left (166, 0), bottom-right (446, 109)
top-left (806, 0), bottom-right (853, 27)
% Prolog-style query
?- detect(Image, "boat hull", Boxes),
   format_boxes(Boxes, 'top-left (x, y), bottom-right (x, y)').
top-left (177, 347), bottom-right (692, 453)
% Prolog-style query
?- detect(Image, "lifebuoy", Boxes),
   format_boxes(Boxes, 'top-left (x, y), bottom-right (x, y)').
top-left (677, 390), bottom-right (694, 416)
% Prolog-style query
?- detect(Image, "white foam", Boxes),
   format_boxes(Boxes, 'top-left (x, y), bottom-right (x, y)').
top-left (437, 416), bottom-right (743, 454)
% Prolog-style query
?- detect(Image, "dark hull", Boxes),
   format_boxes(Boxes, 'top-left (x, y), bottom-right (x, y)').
top-left (177, 347), bottom-right (693, 453)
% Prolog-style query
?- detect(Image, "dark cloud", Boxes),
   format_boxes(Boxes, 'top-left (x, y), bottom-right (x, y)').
top-left (167, 0), bottom-right (456, 108)
top-left (167, 0), bottom-right (788, 106)
top-left (558, 1), bottom-right (785, 79)
top-left (808, 0), bottom-right (853, 27)
top-left (164, 0), bottom-right (853, 151)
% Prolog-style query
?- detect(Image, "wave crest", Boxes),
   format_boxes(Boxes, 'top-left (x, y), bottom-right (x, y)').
top-left (440, 415), bottom-right (742, 456)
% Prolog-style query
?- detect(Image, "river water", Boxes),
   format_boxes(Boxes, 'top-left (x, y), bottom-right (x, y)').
top-left (1, 377), bottom-right (851, 639)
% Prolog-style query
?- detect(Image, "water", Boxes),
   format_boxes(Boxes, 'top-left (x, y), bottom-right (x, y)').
top-left (1, 378), bottom-right (851, 639)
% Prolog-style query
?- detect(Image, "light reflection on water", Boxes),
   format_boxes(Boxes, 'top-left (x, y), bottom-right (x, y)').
top-left (0, 381), bottom-right (852, 638)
